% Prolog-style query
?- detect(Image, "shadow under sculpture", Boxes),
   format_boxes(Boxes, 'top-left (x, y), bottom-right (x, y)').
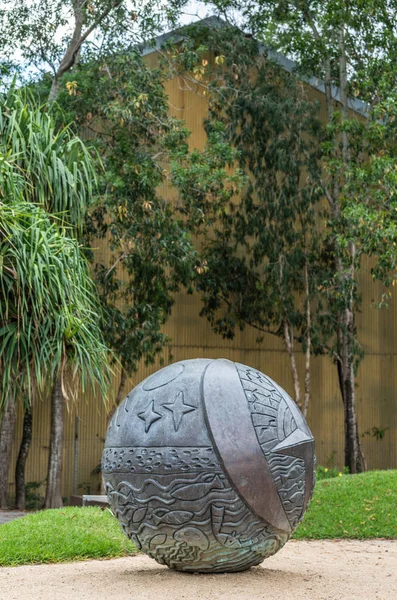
top-left (102, 359), bottom-right (315, 572)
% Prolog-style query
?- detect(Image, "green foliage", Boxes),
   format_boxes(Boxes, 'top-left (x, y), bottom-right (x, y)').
top-left (0, 86), bottom-right (97, 235)
top-left (362, 426), bottom-right (389, 441)
top-left (169, 26), bottom-right (327, 409)
top-left (0, 506), bottom-right (136, 566)
top-left (316, 465), bottom-right (348, 481)
top-left (57, 53), bottom-right (198, 378)
top-left (295, 470), bottom-right (397, 539)
top-left (25, 482), bottom-right (44, 510)
top-left (0, 200), bottom-right (110, 403)
top-left (0, 1), bottom-right (189, 84)
top-left (204, 1), bottom-right (397, 307)
top-left (0, 87), bottom-right (111, 404)
top-left (208, 31), bottom-right (322, 337)
top-left (170, 118), bottom-right (244, 232)
top-left (193, 4), bottom-right (397, 471)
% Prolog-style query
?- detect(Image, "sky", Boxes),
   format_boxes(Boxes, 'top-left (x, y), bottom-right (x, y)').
top-left (2, 0), bottom-right (216, 68)
top-left (0, 0), bottom-right (220, 86)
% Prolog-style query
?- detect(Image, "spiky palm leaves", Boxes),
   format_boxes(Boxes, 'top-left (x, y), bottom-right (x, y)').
top-left (0, 201), bottom-right (110, 405)
top-left (0, 89), bottom-right (110, 508)
top-left (0, 89), bottom-right (110, 402)
top-left (0, 88), bottom-right (97, 233)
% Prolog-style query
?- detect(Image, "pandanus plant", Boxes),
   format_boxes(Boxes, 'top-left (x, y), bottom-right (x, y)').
top-left (0, 87), bottom-right (111, 509)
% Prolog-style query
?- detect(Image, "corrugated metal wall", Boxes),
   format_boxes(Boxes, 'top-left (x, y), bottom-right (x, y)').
top-left (6, 58), bottom-right (397, 502)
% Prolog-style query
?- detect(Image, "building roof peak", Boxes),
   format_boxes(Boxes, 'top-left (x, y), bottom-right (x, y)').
top-left (141, 14), bottom-right (368, 118)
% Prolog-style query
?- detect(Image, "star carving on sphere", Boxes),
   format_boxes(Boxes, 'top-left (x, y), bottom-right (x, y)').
top-left (163, 390), bottom-right (196, 431)
top-left (138, 400), bottom-right (162, 433)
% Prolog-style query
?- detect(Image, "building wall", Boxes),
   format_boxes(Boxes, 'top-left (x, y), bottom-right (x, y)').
top-left (7, 56), bottom-right (397, 502)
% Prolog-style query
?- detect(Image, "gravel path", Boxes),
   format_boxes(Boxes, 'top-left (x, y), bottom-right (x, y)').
top-left (0, 539), bottom-right (396, 600)
top-left (0, 510), bottom-right (28, 525)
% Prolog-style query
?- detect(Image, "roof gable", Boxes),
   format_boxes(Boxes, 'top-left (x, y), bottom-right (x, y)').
top-left (141, 15), bottom-right (368, 118)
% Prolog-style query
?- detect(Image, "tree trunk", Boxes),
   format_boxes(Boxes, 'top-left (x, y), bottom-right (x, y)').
top-left (338, 27), bottom-right (364, 473)
top-left (48, 1), bottom-right (84, 102)
top-left (48, 79), bottom-right (61, 103)
top-left (48, 1), bottom-right (118, 102)
top-left (336, 246), bottom-right (365, 474)
top-left (100, 368), bottom-right (127, 494)
top-left (0, 398), bottom-right (16, 509)
top-left (324, 57), bottom-right (334, 122)
top-left (278, 255), bottom-right (302, 409)
top-left (338, 326), bottom-right (364, 473)
top-left (44, 374), bottom-right (64, 508)
top-left (107, 368), bottom-right (127, 425)
top-left (283, 319), bottom-right (302, 409)
top-left (332, 248), bottom-right (365, 475)
top-left (339, 24), bottom-right (350, 164)
top-left (323, 27), bottom-right (363, 473)
top-left (303, 260), bottom-right (311, 418)
top-left (15, 404), bottom-right (33, 510)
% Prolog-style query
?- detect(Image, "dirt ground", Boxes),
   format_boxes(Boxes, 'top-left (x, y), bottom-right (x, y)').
top-left (0, 539), bottom-right (395, 600)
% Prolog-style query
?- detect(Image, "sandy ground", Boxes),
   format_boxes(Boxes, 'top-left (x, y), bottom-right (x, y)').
top-left (0, 539), bottom-right (395, 600)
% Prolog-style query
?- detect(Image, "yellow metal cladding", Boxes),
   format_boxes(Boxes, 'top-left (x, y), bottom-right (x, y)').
top-left (6, 52), bottom-right (397, 502)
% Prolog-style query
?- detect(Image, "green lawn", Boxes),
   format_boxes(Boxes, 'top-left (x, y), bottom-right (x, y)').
top-left (294, 469), bottom-right (397, 539)
top-left (0, 470), bottom-right (395, 567)
top-left (0, 506), bottom-right (136, 567)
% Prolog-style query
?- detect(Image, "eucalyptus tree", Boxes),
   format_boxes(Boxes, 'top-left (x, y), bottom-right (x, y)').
top-left (0, 89), bottom-right (110, 508)
top-left (168, 26), bottom-right (325, 416)
top-left (0, 0), bottom-right (189, 101)
top-left (193, 1), bottom-right (397, 472)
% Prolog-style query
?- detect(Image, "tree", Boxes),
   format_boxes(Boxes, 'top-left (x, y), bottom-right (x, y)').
top-left (0, 0), bottom-right (189, 101)
top-left (0, 199), bottom-right (110, 508)
top-left (0, 88), bottom-right (110, 508)
top-left (57, 52), bottom-right (198, 412)
top-left (1, 11), bottom-right (207, 496)
top-left (196, 2), bottom-right (397, 472)
top-left (168, 26), bottom-right (327, 416)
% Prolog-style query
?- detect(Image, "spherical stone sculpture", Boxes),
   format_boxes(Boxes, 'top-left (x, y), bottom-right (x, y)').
top-left (102, 359), bottom-right (315, 573)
